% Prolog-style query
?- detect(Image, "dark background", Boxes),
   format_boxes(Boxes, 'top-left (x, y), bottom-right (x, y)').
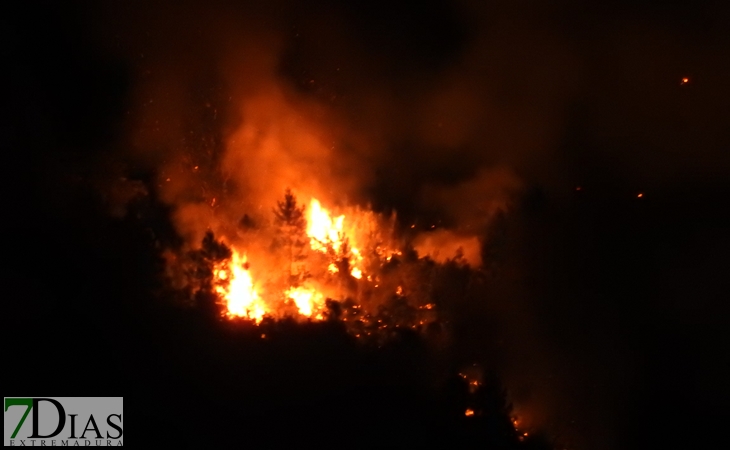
top-left (3, 1), bottom-right (729, 448)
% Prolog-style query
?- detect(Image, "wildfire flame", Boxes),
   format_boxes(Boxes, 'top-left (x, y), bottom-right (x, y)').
top-left (173, 191), bottom-right (440, 335)
top-left (308, 199), bottom-right (345, 252)
top-left (286, 286), bottom-right (325, 318)
top-left (306, 199), bottom-right (364, 279)
top-left (215, 252), bottom-right (267, 322)
top-left (213, 198), bottom-right (369, 321)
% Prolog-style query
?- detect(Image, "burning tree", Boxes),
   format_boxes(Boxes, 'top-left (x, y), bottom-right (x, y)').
top-left (162, 187), bottom-right (461, 335)
top-left (272, 188), bottom-right (309, 286)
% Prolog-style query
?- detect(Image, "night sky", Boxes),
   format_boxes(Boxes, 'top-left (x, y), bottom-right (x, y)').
top-left (4, 1), bottom-right (730, 448)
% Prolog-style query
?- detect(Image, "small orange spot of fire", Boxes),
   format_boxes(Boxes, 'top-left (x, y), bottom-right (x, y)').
top-left (410, 224), bottom-right (415, 229)
top-left (218, 270), bottom-right (227, 280)
top-left (193, 165), bottom-right (199, 171)
top-left (575, 186), bottom-right (582, 191)
top-left (261, 334), bottom-right (266, 339)
top-left (637, 192), bottom-right (644, 198)
top-left (681, 77), bottom-right (689, 85)
top-left (351, 267), bottom-right (362, 279)
top-left (396, 286), bottom-right (403, 296)
top-left (465, 409), bottom-right (475, 417)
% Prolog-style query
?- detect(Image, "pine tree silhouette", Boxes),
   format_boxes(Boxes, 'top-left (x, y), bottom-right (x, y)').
top-left (273, 188), bottom-right (308, 285)
top-left (184, 230), bottom-right (232, 318)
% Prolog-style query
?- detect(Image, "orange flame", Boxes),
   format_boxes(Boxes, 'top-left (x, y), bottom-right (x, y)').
top-left (306, 199), bottom-right (364, 278)
top-left (188, 194), bottom-right (439, 333)
top-left (286, 286), bottom-right (325, 318)
top-left (215, 251), bottom-right (267, 322)
top-left (308, 199), bottom-right (345, 252)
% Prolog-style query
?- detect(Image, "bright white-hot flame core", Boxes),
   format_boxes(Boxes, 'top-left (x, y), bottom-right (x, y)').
top-left (306, 199), bottom-right (365, 279)
top-left (308, 199), bottom-right (345, 252)
top-left (286, 286), bottom-right (325, 317)
top-left (215, 252), bottom-right (267, 322)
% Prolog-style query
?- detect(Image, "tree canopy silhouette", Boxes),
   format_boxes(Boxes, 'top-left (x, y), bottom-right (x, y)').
top-left (273, 188), bottom-right (309, 286)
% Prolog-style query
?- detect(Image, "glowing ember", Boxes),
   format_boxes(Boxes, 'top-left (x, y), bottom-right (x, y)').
top-left (681, 77), bottom-right (689, 85)
top-left (637, 192), bottom-right (644, 198)
top-left (465, 408), bottom-right (475, 417)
